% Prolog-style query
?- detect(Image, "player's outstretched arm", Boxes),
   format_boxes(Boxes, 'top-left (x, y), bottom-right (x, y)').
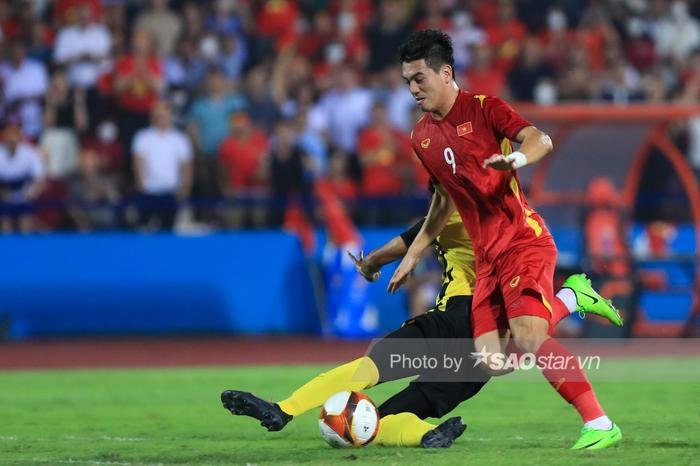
top-left (347, 237), bottom-right (408, 282)
top-left (483, 126), bottom-right (553, 171)
top-left (388, 185), bottom-right (454, 293)
top-left (347, 217), bottom-right (427, 282)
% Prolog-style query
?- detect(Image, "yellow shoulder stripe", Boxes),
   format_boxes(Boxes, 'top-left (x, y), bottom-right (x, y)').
top-left (500, 137), bottom-right (512, 155)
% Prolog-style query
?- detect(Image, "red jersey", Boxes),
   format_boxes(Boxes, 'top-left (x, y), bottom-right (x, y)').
top-left (219, 131), bottom-right (269, 190)
top-left (410, 90), bottom-right (551, 265)
top-left (114, 56), bottom-right (163, 113)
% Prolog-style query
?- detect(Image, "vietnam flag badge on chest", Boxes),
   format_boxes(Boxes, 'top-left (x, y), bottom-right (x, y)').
top-left (457, 121), bottom-right (472, 137)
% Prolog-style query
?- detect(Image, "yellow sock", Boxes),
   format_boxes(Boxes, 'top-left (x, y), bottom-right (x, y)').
top-left (277, 356), bottom-right (379, 416)
top-left (374, 413), bottom-right (436, 447)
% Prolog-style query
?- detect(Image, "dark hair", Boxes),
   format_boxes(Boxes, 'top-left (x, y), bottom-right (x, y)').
top-left (398, 29), bottom-right (454, 73)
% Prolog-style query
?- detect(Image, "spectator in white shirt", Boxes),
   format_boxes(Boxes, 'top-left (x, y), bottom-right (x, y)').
top-left (653, 0), bottom-right (700, 62)
top-left (310, 67), bottom-right (373, 154)
top-left (53, 4), bottom-right (111, 128)
top-left (383, 68), bottom-right (418, 133)
top-left (53, 4), bottom-right (112, 89)
top-left (132, 101), bottom-right (193, 230)
top-left (0, 120), bottom-right (46, 233)
top-left (0, 40), bottom-right (49, 139)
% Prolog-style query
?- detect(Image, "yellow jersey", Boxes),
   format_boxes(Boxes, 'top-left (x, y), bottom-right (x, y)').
top-left (400, 211), bottom-right (476, 311)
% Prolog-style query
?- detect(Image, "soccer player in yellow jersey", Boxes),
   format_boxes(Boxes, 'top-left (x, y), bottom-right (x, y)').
top-left (221, 203), bottom-right (619, 448)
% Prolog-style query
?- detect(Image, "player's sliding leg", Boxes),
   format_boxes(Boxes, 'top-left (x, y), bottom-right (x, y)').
top-left (375, 413), bottom-right (466, 448)
top-left (378, 379), bottom-right (488, 420)
top-left (378, 380), bottom-right (436, 419)
top-left (508, 306), bottom-right (622, 450)
top-left (273, 320), bottom-right (430, 418)
top-left (374, 413), bottom-right (435, 447)
top-left (276, 355), bottom-right (380, 416)
top-left (420, 417), bottom-right (467, 448)
top-left (221, 391), bottom-right (293, 432)
top-left (375, 379), bottom-right (484, 447)
top-left (221, 356), bottom-right (379, 431)
top-left (221, 318), bottom-right (430, 430)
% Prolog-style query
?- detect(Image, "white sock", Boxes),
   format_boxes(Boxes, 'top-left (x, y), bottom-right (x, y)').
top-left (556, 288), bottom-right (578, 314)
top-left (584, 415), bottom-right (613, 430)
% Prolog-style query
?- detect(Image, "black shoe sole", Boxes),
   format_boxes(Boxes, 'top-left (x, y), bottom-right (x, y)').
top-left (220, 390), bottom-right (289, 431)
top-left (421, 417), bottom-right (467, 448)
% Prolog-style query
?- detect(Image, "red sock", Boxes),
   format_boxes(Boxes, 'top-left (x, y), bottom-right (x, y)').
top-left (571, 390), bottom-right (606, 423)
top-left (535, 338), bottom-right (605, 422)
top-left (550, 296), bottom-right (570, 328)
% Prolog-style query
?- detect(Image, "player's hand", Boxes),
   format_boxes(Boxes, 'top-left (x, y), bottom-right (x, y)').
top-left (347, 250), bottom-right (380, 282)
top-left (483, 151), bottom-right (527, 171)
top-left (387, 253), bottom-right (419, 293)
top-left (482, 153), bottom-right (515, 170)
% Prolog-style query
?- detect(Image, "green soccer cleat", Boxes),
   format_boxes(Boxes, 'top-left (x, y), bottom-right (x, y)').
top-left (571, 423), bottom-right (622, 450)
top-left (561, 274), bottom-right (623, 327)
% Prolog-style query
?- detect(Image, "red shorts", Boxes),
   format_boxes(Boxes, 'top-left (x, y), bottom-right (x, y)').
top-left (471, 237), bottom-right (557, 338)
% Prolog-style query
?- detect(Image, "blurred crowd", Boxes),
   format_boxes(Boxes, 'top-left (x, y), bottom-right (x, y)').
top-left (1, 0), bottom-right (700, 232)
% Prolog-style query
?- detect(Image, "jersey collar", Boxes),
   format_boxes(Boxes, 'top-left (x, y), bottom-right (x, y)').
top-left (430, 89), bottom-right (464, 127)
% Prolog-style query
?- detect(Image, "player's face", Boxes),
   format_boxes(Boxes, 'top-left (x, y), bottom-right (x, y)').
top-left (402, 59), bottom-right (452, 114)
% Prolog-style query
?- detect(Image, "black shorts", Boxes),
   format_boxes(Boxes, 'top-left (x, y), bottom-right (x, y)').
top-left (367, 295), bottom-right (476, 380)
top-left (402, 295), bottom-right (474, 339)
top-left (368, 296), bottom-right (491, 419)
top-left (378, 376), bottom-right (489, 419)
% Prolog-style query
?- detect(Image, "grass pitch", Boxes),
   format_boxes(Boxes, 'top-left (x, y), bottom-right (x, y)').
top-left (1, 358), bottom-right (699, 465)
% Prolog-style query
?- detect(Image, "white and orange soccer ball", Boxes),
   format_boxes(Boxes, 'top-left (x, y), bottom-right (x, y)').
top-left (318, 391), bottom-right (380, 448)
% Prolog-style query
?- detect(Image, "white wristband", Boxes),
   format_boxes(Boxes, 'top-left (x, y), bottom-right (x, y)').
top-left (506, 151), bottom-right (528, 169)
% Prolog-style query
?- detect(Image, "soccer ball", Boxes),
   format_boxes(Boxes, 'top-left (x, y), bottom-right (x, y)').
top-left (318, 391), bottom-right (379, 448)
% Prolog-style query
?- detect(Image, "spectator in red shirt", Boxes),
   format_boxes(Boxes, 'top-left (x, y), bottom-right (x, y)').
top-left (484, 0), bottom-right (527, 69)
top-left (218, 111), bottom-right (269, 227)
top-left (357, 101), bottom-right (415, 224)
top-left (297, 11), bottom-right (334, 63)
top-left (463, 43), bottom-right (507, 97)
top-left (256, 0), bottom-right (299, 55)
top-left (357, 102), bottom-right (411, 198)
top-left (112, 28), bottom-right (164, 189)
top-left (571, 4), bottom-right (618, 73)
top-left (53, 0), bottom-right (102, 27)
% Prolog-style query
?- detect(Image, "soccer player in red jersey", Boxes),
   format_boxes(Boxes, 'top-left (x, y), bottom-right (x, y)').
top-left (388, 29), bottom-right (622, 449)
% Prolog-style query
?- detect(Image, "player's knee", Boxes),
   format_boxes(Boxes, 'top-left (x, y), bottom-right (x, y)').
top-left (509, 314), bottom-right (549, 353)
top-left (512, 329), bottom-right (547, 354)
